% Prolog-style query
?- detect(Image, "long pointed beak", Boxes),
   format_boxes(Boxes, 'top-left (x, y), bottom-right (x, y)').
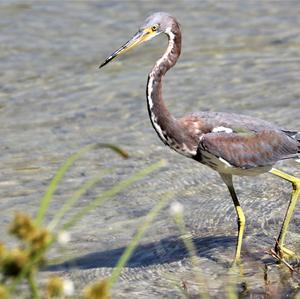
top-left (99, 29), bottom-right (156, 68)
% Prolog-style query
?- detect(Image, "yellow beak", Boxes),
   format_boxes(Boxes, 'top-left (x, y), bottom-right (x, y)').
top-left (99, 28), bottom-right (157, 68)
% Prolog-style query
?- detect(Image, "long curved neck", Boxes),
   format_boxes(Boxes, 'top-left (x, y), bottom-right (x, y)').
top-left (146, 26), bottom-right (182, 147)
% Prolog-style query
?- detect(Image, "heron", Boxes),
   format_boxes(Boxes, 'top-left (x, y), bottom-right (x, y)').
top-left (100, 12), bottom-right (300, 263)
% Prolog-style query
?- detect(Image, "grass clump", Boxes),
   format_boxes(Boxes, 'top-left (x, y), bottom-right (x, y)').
top-left (0, 143), bottom-right (166, 298)
top-left (83, 279), bottom-right (109, 299)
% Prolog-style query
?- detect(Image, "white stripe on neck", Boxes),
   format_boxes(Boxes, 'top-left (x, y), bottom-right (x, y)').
top-left (146, 28), bottom-right (195, 157)
top-left (147, 74), bottom-right (168, 144)
top-left (147, 28), bottom-right (176, 144)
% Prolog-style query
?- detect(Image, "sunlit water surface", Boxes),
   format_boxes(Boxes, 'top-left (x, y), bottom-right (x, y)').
top-left (1, 1), bottom-right (300, 297)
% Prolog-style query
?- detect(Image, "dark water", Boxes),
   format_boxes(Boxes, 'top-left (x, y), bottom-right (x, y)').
top-left (1, 1), bottom-right (300, 297)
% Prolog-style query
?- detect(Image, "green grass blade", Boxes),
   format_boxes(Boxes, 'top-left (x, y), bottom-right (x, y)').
top-left (97, 143), bottom-right (129, 159)
top-left (62, 159), bottom-right (167, 231)
top-left (36, 143), bottom-right (127, 226)
top-left (107, 192), bottom-right (172, 290)
top-left (28, 270), bottom-right (40, 299)
top-left (47, 169), bottom-right (112, 231)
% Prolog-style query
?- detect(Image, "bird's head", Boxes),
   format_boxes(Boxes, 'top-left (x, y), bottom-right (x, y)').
top-left (99, 12), bottom-right (175, 68)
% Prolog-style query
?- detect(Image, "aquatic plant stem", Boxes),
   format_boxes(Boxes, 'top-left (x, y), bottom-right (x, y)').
top-left (28, 270), bottom-right (40, 299)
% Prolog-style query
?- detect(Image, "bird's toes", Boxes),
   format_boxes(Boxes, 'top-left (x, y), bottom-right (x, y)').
top-left (275, 244), bottom-right (296, 260)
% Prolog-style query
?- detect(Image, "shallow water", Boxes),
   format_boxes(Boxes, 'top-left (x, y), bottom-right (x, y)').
top-left (1, 1), bottom-right (300, 297)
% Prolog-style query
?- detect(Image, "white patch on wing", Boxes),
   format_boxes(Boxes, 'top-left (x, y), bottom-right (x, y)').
top-left (212, 126), bottom-right (233, 134)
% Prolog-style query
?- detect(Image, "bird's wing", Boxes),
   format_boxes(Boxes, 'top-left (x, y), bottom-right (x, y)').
top-left (198, 129), bottom-right (299, 169)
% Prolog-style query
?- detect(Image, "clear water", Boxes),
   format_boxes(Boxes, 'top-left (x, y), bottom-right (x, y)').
top-left (1, 1), bottom-right (300, 297)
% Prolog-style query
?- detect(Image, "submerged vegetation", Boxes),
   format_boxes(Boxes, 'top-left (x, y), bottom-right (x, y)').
top-left (1, 143), bottom-right (300, 298)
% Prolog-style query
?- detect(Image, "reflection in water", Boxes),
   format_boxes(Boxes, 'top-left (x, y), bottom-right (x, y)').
top-left (1, 1), bottom-right (300, 297)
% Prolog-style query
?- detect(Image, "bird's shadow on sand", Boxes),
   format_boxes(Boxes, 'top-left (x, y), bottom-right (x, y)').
top-left (46, 235), bottom-right (237, 271)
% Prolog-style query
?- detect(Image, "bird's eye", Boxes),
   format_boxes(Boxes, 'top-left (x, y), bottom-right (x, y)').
top-left (151, 24), bottom-right (159, 32)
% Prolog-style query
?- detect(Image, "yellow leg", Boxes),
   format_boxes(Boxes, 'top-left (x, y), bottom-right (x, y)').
top-left (270, 168), bottom-right (300, 258)
top-left (220, 174), bottom-right (246, 263)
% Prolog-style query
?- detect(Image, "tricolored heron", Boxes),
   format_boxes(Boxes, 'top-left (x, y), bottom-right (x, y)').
top-left (100, 12), bottom-right (300, 263)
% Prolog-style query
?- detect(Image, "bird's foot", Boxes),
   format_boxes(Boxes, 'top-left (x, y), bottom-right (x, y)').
top-left (274, 243), bottom-right (295, 260)
top-left (268, 244), bottom-right (299, 272)
top-left (230, 259), bottom-right (244, 276)
top-left (232, 257), bottom-right (241, 267)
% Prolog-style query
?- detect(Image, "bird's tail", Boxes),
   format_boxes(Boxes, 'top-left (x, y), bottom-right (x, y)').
top-left (296, 132), bottom-right (300, 163)
top-left (286, 130), bottom-right (300, 163)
